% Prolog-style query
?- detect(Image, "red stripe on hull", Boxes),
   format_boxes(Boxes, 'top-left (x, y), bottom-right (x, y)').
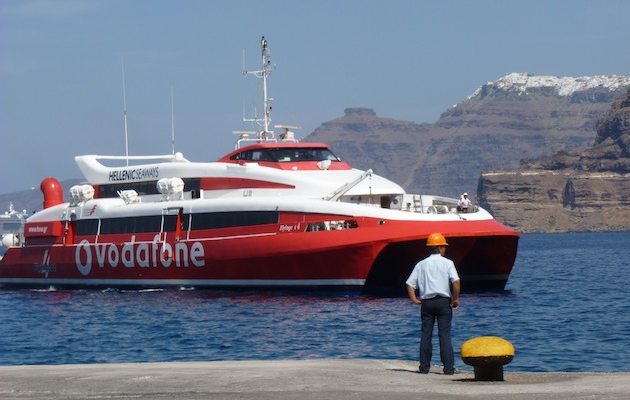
top-left (199, 177), bottom-right (294, 190)
top-left (0, 218), bottom-right (519, 291)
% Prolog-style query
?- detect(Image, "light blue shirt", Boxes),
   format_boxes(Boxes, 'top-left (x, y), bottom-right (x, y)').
top-left (406, 253), bottom-right (460, 299)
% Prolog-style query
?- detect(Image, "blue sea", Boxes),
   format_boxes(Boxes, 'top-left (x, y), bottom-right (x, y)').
top-left (1, 232), bottom-right (629, 372)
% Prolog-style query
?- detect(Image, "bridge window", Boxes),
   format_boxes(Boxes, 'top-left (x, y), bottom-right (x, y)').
top-left (230, 148), bottom-right (341, 163)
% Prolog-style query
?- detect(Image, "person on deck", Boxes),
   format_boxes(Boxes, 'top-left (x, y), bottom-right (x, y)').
top-left (458, 193), bottom-right (472, 213)
top-left (406, 232), bottom-right (461, 375)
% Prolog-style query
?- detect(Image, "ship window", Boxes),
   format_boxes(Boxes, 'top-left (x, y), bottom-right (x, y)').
top-left (1, 221), bottom-right (23, 231)
top-left (163, 214), bottom-right (178, 232)
top-left (96, 178), bottom-right (200, 198)
top-left (265, 148), bottom-right (340, 162)
top-left (98, 181), bottom-right (160, 197)
top-left (229, 148), bottom-right (340, 163)
top-left (267, 148), bottom-right (341, 163)
top-left (230, 150), bottom-right (273, 161)
top-left (76, 219), bottom-right (99, 235)
top-left (230, 151), bottom-right (249, 160)
top-left (190, 211), bottom-right (279, 230)
top-left (162, 213), bottom-right (189, 232)
top-left (100, 216), bottom-right (162, 234)
top-left (251, 150), bottom-right (271, 161)
top-left (306, 220), bottom-right (359, 232)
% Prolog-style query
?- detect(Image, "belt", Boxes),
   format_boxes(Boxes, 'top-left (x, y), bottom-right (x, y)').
top-left (422, 295), bottom-right (449, 301)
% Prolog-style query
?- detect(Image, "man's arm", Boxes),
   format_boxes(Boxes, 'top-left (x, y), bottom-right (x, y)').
top-left (451, 280), bottom-right (460, 309)
top-left (406, 284), bottom-right (422, 305)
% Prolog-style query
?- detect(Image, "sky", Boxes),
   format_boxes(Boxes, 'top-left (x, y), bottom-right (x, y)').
top-left (1, 0), bottom-right (629, 195)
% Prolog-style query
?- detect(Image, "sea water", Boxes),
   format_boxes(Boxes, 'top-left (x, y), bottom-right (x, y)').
top-left (0, 232), bottom-right (629, 372)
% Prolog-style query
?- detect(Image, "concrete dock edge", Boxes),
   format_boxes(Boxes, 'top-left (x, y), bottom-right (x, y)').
top-left (1, 359), bottom-right (628, 400)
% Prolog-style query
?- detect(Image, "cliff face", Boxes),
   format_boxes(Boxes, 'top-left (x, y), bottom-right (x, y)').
top-left (306, 73), bottom-right (630, 198)
top-left (3, 75), bottom-right (629, 233)
top-left (478, 89), bottom-right (630, 232)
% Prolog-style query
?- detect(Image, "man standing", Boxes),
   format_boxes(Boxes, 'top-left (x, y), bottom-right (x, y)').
top-left (458, 192), bottom-right (472, 213)
top-left (406, 232), bottom-right (461, 375)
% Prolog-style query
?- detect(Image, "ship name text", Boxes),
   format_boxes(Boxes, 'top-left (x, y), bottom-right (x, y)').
top-left (279, 223), bottom-right (301, 232)
top-left (109, 167), bottom-right (159, 182)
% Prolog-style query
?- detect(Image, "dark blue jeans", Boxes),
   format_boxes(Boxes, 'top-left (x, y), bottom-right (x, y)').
top-left (419, 296), bottom-right (455, 374)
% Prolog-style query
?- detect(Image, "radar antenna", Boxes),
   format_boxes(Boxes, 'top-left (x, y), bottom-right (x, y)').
top-left (242, 36), bottom-right (276, 141)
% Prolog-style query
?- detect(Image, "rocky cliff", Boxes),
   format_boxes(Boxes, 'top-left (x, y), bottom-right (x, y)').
top-left (3, 74), bottom-right (629, 233)
top-left (305, 73), bottom-right (630, 198)
top-left (478, 88), bottom-right (630, 232)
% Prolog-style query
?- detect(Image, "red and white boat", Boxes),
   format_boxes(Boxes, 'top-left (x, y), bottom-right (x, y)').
top-left (0, 38), bottom-right (519, 292)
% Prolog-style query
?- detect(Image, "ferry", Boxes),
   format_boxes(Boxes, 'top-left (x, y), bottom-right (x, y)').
top-left (0, 203), bottom-right (28, 257)
top-left (0, 38), bottom-right (519, 292)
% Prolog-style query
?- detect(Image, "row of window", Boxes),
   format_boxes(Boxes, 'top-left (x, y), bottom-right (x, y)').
top-left (75, 211), bottom-right (279, 236)
top-left (230, 147), bottom-right (341, 163)
top-left (97, 178), bottom-right (202, 198)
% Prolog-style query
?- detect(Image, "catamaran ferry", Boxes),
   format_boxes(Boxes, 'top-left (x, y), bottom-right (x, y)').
top-left (0, 38), bottom-right (519, 292)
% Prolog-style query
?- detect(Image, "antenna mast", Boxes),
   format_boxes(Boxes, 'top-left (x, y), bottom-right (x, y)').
top-left (171, 87), bottom-right (175, 155)
top-left (121, 58), bottom-right (129, 166)
top-left (243, 36), bottom-right (275, 140)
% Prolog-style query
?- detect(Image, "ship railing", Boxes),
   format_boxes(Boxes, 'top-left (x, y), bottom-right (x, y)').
top-left (402, 194), bottom-right (479, 214)
top-left (87, 153), bottom-right (190, 165)
top-left (232, 125), bottom-right (300, 149)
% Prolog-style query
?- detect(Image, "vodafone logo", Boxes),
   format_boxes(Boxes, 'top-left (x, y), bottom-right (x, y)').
top-left (75, 235), bottom-right (205, 276)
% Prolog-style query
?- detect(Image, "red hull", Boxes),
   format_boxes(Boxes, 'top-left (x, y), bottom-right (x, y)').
top-left (0, 218), bottom-right (518, 292)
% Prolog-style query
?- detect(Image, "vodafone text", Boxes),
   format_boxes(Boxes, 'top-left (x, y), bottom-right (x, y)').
top-left (75, 235), bottom-right (205, 276)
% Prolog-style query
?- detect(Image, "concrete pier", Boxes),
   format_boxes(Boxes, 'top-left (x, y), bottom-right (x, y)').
top-left (1, 359), bottom-right (628, 400)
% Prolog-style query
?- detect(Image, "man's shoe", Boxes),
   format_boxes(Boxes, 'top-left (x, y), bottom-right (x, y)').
top-left (444, 367), bottom-right (459, 375)
top-left (418, 365), bottom-right (429, 374)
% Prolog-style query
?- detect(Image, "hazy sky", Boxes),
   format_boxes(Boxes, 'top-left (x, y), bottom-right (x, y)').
top-left (1, 0), bottom-right (629, 194)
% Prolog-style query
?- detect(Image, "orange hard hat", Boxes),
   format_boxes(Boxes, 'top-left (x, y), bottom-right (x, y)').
top-left (426, 232), bottom-right (448, 246)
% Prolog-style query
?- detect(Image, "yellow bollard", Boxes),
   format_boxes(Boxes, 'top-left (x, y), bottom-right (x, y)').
top-left (461, 336), bottom-right (514, 381)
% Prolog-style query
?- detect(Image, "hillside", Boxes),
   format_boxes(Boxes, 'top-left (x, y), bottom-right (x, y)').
top-left (2, 73), bottom-right (629, 234)
top-left (478, 88), bottom-right (630, 232)
top-left (305, 73), bottom-right (630, 198)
